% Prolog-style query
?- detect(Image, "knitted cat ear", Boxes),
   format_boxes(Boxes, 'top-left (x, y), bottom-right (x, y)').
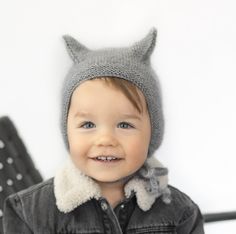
top-left (63, 28), bottom-right (157, 63)
top-left (130, 27), bottom-right (157, 62)
top-left (62, 34), bottom-right (90, 63)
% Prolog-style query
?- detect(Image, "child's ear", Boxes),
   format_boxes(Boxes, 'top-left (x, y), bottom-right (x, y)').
top-left (62, 34), bottom-right (90, 63)
top-left (130, 27), bottom-right (157, 63)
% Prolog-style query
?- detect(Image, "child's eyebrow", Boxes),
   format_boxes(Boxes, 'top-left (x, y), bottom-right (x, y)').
top-left (74, 111), bottom-right (94, 118)
top-left (121, 114), bottom-right (142, 121)
top-left (74, 111), bottom-right (141, 120)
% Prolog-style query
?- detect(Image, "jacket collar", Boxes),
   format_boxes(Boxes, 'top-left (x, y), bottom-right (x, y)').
top-left (54, 157), bottom-right (169, 213)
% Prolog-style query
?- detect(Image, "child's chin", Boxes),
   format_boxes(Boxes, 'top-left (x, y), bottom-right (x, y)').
top-left (92, 176), bottom-right (125, 184)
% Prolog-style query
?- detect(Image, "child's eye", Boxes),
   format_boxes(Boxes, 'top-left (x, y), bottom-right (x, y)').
top-left (118, 122), bottom-right (134, 129)
top-left (78, 121), bottom-right (133, 129)
top-left (80, 121), bottom-right (95, 129)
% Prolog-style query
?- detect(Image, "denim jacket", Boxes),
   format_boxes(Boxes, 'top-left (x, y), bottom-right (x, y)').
top-left (3, 157), bottom-right (205, 234)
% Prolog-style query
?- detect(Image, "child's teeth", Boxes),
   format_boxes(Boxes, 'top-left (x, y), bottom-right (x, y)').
top-left (96, 156), bottom-right (117, 161)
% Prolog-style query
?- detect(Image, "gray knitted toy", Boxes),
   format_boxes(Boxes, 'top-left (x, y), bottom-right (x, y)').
top-left (61, 27), bottom-right (164, 157)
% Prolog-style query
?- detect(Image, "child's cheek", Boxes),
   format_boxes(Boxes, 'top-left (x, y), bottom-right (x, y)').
top-left (125, 137), bottom-right (149, 157)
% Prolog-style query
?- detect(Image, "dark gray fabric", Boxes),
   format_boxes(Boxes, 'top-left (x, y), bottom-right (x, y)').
top-left (0, 116), bottom-right (43, 233)
top-left (3, 178), bottom-right (205, 234)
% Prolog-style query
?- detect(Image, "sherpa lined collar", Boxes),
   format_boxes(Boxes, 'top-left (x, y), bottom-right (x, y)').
top-left (54, 157), bottom-right (169, 213)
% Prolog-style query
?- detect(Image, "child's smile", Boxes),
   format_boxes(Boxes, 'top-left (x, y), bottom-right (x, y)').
top-left (91, 155), bottom-right (122, 163)
top-left (67, 78), bottom-right (151, 185)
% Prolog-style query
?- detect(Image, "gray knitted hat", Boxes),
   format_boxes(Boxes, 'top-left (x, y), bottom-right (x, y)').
top-left (61, 27), bottom-right (164, 157)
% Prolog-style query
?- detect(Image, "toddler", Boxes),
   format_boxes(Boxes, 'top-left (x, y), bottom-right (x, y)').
top-left (3, 27), bottom-right (205, 233)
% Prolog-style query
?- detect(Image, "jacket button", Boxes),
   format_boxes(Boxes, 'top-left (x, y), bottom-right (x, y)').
top-left (0, 162), bottom-right (3, 170)
top-left (101, 201), bottom-right (108, 211)
top-left (0, 209), bottom-right (3, 218)
top-left (120, 204), bottom-right (125, 209)
top-left (0, 185), bottom-right (3, 192)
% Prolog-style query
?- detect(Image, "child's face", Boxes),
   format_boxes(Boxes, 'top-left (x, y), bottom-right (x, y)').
top-left (67, 79), bottom-right (151, 184)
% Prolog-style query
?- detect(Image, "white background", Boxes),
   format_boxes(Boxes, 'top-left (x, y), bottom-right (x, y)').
top-left (0, 0), bottom-right (236, 232)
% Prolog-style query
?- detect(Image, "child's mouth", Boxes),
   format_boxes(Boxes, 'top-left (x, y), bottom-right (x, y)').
top-left (92, 156), bottom-right (122, 163)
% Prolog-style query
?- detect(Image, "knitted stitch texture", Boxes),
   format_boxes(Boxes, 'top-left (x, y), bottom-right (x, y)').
top-left (61, 27), bottom-right (164, 157)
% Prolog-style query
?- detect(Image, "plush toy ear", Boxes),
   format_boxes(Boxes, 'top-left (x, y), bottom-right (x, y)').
top-left (62, 35), bottom-right (90, 63)
top-left (130, 27), bottom-right (157, 62)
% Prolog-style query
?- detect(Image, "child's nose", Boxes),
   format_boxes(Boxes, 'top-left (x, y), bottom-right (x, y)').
top-left (94, 130), bottom-right (118, 147)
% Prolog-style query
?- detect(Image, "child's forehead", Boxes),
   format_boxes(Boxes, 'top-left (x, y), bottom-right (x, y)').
top-left (70, 78), bottom-right (148, 114)
top-left (73, 78), bottom-right (144, 98)
top-left (72, 82), bottom-right (134, 105)
top-left (72, 79), bottom-right (120, 97)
